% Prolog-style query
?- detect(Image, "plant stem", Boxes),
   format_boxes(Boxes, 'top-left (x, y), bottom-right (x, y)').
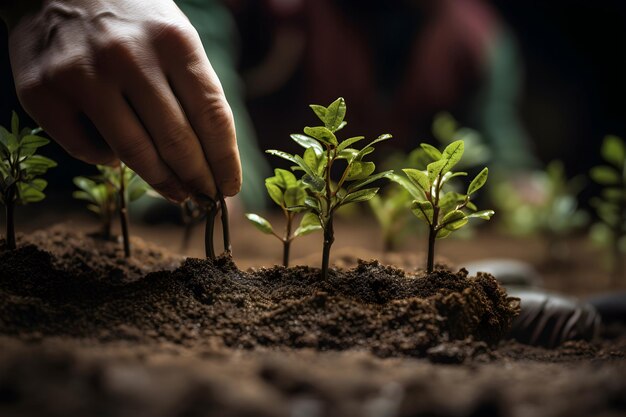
top-left (218, 193), bottom-right (231, 255)
top-left (427, 224), bottom-right (436, 273)
top-left (5, 185), bottom-right (16, 250)
top-left (282, 213), bottom-right (293, 267)
top-left (119, 166), bottom-right (131, 258)
top-left (321, 215), bottom-right (334, 280)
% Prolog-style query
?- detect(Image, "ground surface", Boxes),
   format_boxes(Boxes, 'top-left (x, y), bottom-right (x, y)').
top-left (0, 212), bottom-right (625, 417)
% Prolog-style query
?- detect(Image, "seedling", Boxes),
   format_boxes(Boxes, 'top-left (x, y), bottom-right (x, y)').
top-left (245, 169), bottom-right (321, 266)
top-left (179, 200), bottom-right (207, 252)
top-left (74, 164), bottom-right (148, 257)
top-left (0, 112), bottom-right (56, 249)
top-left (267, 97), bottom-right (392, 279)
top-left (391, 140), bottom-right (494, 273)
top-left (589, 135), bottom-right (626, 280)
top-left (198, 193), bottom-right (232, 260)
top-left (371, 113), bottom-right (490, 252)
top-left (493, 161), bottom-right (588, 263)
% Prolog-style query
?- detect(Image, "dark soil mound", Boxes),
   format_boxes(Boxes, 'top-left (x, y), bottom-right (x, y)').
top-left (0, 228), bottom-right (519, 358)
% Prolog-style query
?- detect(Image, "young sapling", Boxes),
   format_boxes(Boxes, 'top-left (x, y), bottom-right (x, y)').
top-left (589, 135), bottom-right (626, 281)
top-left (267, 97), bottom-right (392, 279)
top-left (73, 163), bottom-right (148, 257)
top-left (246, 169), bottom-right (321, 266)
top-left (199, 193), bottom-right (232, 260)
top-left (391, 140), bottom-right (494, 273)
top-left (0, 112), bottom-right (56, 249)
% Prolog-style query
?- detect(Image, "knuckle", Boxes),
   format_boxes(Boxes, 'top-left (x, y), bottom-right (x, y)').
top-left (149, 22), bottom-right (198, 51)
top-left (94, 36), bottom-right (138, 66)
top-left (43, 56), bottom-right (93, 85)
top-left (196, 98), bottom-right (234, 138)
top-left (15, 78), bottom-right (45, 107)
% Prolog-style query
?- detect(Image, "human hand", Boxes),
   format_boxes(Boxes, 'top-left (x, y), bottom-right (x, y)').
top-left (6, 0), bottom-right (241, 202)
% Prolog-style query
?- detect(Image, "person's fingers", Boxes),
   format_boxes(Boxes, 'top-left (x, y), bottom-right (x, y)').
top-left (76, 82), bottom-right (190, 202)
top-left (154, 24), bottom-right (242, 197)
top-left (15, 78), bottom-right (116, 166)
top-left (92, 31), bottom-right (217, 199)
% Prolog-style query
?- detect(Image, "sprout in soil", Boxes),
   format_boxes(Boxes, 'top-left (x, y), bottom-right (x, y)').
top-left (390, 140), bottom-right (494, 273)
top-left (245, 169), bottom-right (321, 267)
top-left (73, 163), bottom-right (149, 257)
top-left (370, 113), bottom-right (489, 252)
top-left (198, 193), bottom-right (231, 260)
top-left (589, 135), bottom-right (626, 281)
top-left (0, 112), bottom-right (56, 250)
top-left (179, 199), bottom-right (207, 252)
top-left (492, 160), bottom-right (588, 264)
top-left (267, 97), bottom-right (392, 279)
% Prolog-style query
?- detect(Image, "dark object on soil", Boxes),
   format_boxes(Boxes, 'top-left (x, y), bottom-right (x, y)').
top-left (202, 193), bottom-right (231, 260)
top-left (0, 227), bottom-right (519, 357)
top-left (464, 259), bottom-right (544, 288)
top-left (507, 288), bottom-right (600, 348)
top-left (587, 291), bottom-right (626, 324)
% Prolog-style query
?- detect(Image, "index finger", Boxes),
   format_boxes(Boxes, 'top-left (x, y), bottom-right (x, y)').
top-left (153, 23), bottom-right (242, 197)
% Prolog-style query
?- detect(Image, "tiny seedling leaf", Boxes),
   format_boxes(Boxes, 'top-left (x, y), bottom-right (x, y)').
top-left (467, 167), bottom-right (489, 195)
top-left (245, 213), bottom-right (274, 234)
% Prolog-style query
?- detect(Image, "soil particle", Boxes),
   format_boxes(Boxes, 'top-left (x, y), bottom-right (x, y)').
top-left (0, 227), bottom-right (519, 358)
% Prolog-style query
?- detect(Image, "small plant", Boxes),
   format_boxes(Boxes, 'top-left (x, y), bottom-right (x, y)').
top-left (391, 140), bottom-right (494, 273)
top-left (245, 169), bottom-right (321, 267)
top-left (589, 135), bottom-right (626, 281)
top-left (0, 112), bottom-right (56, 249)
top-left (267, 97), bottom-right (392, 279)
top-left (493, 161), bottom-right (588, 263)
top-left (371, 113), bottom-right (490, 252)
top-left (74, 164), bottom-right (148, 257)
top-left (179, 200), bottom-right (207, 252)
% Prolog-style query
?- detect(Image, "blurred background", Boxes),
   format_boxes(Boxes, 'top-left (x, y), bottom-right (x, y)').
top-left (1, 0), bottom-right (625, 207)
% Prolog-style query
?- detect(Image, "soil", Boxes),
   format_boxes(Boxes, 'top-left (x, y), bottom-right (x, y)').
top-left (0, 223), bottom-right (625, 417)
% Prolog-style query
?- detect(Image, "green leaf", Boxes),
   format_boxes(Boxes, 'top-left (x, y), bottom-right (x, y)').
top-left (403, 168), bottom-right (430, 192)
top-left (411, 200), bottom-right (434, 224)
top-left (346, 161), bottom-right (375, 181)
top-left (436, 228), bottom-right (452, 239)
top-left (20, 155), bottom-right (57, 176)
top-left (386, 172), bottom-right (424, 199)
top-left (303, 147), bottom-right (321, 172)
top-left (294, 212), bottom-right (322, 237)
top-left (346, 170), bottom-right (392, 193)
top-left (266, 149), bottom-right (298, 164)
top-left (420, 143), bottom-right (442, 160)
top-left (467, 167), bottom-right (489, 195)
top-left (303, 126), bottom-right (337, 146)
top-left (309, 104), bottom-right (327, 124)
top-left (17, 182), bottom-right (45, 203)
top-left (427, 159), bottom-right (447, 183)
top-left (342, 187), bottom-right (379, 204)
top-left (20, 134), bottom-right (49, 148)
top-left (601, 135), bottom-right (625, 167)
top-left (73, 190), bottom-right (94, 202)
top-left (284, 186), bottom-right (306, 207)
top-left (440, 171), bottom-right (468, 185)
top-left (290, 134), bottom-right (324, 155)
top-left (336, 136), bottom-right (365, 153)
top-left (590, 166), bottom-right (620, 185)
top-left (441, 140), bottom-right (464, 171)
top-left (302, 174), bottom-right (325, 193)
top-left (467, 210), bottom-right (495, 220)
top-left (441, 210), bottom-right (468, 231)
top-left (323, 97), bottom-right (347, 132)
top-left (439, 192), bottom-right (466, 212)
top-left (270, 168), bottom-right (297, 189)
top-left (265, 181), bottom-right (284, 206)
top-left (245, 213), bottom-right (274, 235)
top-left (28, 178), bottom-right (47, 191)
top-left (304, 196), bottom-right (321, 213)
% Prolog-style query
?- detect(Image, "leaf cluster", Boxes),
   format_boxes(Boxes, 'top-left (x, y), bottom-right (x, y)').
top-left (0, 112), bottom-right (56, 205)
top-left (390, 139), bottom-right (494, 239)
top-left (589, 135), bottom-right (626, 253)
top-left (266, 97), bottom-right (392, 230)
top-left (245, 168), bottom-right (321, 239)
top-left (74, 164), bottom-right (149, 218)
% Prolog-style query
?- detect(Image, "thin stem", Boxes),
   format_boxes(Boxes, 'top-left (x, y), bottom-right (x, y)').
top-left (5, 185), bottom-right (16, 250)
top-left (205, 201), bottom-right (218, 260)
top-left (119, 165), bottom-right (131, 258)
top-left (427, 224), bottom-right (436, 273)
top-left (321, 214), bottom-right (335, 280)
top-left (218, 193), bottom-right (231, 255)
top-left (282, 212), bottom-right (293, 267)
